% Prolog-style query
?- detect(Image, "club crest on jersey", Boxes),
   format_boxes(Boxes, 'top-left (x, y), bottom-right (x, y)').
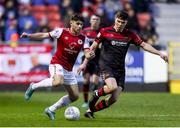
top-left (78, 39), bottom-right (83, 44)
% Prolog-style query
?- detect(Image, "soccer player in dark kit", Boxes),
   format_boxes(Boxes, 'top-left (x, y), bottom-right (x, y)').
top-left (79, 10), bottom-right (168, 118)
top-left (80, 14), bottom-right (101, 108)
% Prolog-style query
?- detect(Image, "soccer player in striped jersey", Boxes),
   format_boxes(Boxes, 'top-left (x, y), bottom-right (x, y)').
top-left (79, 10), bottom-right (168, 118)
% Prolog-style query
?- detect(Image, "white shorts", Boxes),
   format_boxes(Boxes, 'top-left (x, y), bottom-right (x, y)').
top-left (49, 64), bottom-right (78, 85)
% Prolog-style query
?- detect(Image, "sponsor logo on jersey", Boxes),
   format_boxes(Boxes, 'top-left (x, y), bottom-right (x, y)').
top-left (64, 42), bottom-right (79, 54)
top-left (111, 40), bottom-right (127, 47)
top-left (64, 48), bottom-right (78, 54)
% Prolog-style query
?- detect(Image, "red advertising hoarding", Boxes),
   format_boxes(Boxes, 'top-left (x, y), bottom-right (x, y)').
top-left (0, 44), bottom-right (52, 84)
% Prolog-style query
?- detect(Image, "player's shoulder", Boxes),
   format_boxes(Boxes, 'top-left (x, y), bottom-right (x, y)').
top-left (61, 28), bottom-right (69, 32)
top-left (124, 28), bottom-right (137, 35)
top-left (53, 27), bottom-right (64, 30)
top-left (83, 27), bottom-right (92, 32)
top-left (99, 26), bottom-right (113, 34)
top-left (79, 32), bottom-right (87, 39)
top-left (52, 27), bottom-right (65, 33)
top-left (81, 27), bottom-right (91, 35)
top-left (101, 26), bottom-right (113, 31)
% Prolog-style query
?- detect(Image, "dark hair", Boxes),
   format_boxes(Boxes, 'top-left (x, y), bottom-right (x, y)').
top-left (70, 14), bottom-right (84, 22)
top-left (91, 14), bottom-right (100, 18)
top-left (115, 10), bottom-right (129, 20)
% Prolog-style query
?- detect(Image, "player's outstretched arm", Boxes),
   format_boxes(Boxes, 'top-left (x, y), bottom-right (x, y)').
top-left (90, 41), bottom-right (99, 51)
top-left (140, 41), bottom-right (168, 63)
top-left (77, 41), bottom-right (99, 74)
top-left (77, 50), bottom-right (95, 75)
top-left (20, 32), bottom-right (49, 40)
top-left (84, 41), bottom-right (99, 60)
top-left (77, 58), bottom-right (88, 75)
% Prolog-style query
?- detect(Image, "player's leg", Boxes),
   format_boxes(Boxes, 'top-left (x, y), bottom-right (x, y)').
top-left (45, 84), bottom-right (79, 120)
top-left (91, 64), bottom-right (100, 91)
top-left (48, 84), bottom-right (79, 112)
top-left (92, 72), bottom-right (125, 112)
top-left (84, 84), bottom-right (121, 119)
top-left (84, 69), bottom-right (118, 118)
top-left (45, 70), bottom-right (78, 120)
top-left (85, 71), bottom-right (125, 118)
top-left (92, 86), bottom-right (123, 112)
top-left (92, 66), bottom-right (118, 97)
top-left (91, 74), bottom-right (100, 91)
top-left (82, 72), bottom-right (90, 108)
top-left (88, 77), bottom-right (118, 111)
top-left (32, 64), bottom-right (64, 89)
top-left (24, 64), bottom-right (64, 101)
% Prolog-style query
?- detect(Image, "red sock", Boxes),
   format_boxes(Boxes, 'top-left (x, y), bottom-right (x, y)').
top-left (93, 100), bottom-right (110, 112)
top-left (97, 87), bottom-right (106, 97)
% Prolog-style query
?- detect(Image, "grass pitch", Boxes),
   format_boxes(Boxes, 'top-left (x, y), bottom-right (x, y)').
top-left (0, 91), bottom-right (180, 127)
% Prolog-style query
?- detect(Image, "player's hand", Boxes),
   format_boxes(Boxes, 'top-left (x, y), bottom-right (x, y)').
top-left (160, 53), bottom-right (168, 63)
top-left (77, 64), bottom-right (87, 75)
top-left (20, 32), bottom-right (29, 38)
top-left (85, 50), bottom-right (95, 60)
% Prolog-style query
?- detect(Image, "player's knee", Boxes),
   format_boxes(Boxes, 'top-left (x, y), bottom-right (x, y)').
top-left (108, 85), bottom-right (118, 92)
top-left (70, 94), bottom-right (79, 102)
top-left (83, 79), bottom-right (89, 85)
top-left (113, 85), bottom-right (118, 90)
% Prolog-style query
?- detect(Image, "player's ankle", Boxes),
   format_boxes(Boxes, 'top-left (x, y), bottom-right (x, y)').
top-left (87, 109), bottom-right (92, 113)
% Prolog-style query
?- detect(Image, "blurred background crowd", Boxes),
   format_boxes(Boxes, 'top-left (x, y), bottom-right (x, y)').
top-left (0, 0), bottom-right (180, 47)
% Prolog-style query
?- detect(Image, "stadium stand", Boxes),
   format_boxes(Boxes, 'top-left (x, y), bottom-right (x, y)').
top-left (153, 3), bottom-right (180, 43)
top-left (1, 0), bottom-right (180, 92)
top-left (0, 0), bottom-right (158, 44)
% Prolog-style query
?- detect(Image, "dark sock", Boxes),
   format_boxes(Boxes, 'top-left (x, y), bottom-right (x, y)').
top-left (83, 83), bottom-right (89, 103)
top-left (92, 100), bottom-right (110, 112)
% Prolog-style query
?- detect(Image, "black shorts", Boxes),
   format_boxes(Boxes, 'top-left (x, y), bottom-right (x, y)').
top-left (100, 64), bottom-right (125, 90)
top-left (83, 62), bottom-right (100, 76)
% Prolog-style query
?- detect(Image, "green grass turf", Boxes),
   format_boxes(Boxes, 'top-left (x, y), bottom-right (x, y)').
top-left (0, 91), bottom-right (180, 127)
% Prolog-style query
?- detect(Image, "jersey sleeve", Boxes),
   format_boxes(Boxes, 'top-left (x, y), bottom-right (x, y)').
top-left (94, 29), bottom-right (104, 44)
top-left (48, 28), bottom-right (63, 39)
top-left (83, 36), bottom-right (90, 50)
top-left (130, 31), bottom-right (143, 46)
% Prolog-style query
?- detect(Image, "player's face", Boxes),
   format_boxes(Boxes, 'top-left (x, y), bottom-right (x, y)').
top-left (114, 17), bottom-right (127, 32)
top-left (71, 20), bottom-right (83, 34)
top-left (90, 15), bottom-right (100, 28)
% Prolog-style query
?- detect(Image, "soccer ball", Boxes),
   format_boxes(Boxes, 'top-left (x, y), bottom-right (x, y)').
top-left (64, 106), bottom-right (80, 120)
